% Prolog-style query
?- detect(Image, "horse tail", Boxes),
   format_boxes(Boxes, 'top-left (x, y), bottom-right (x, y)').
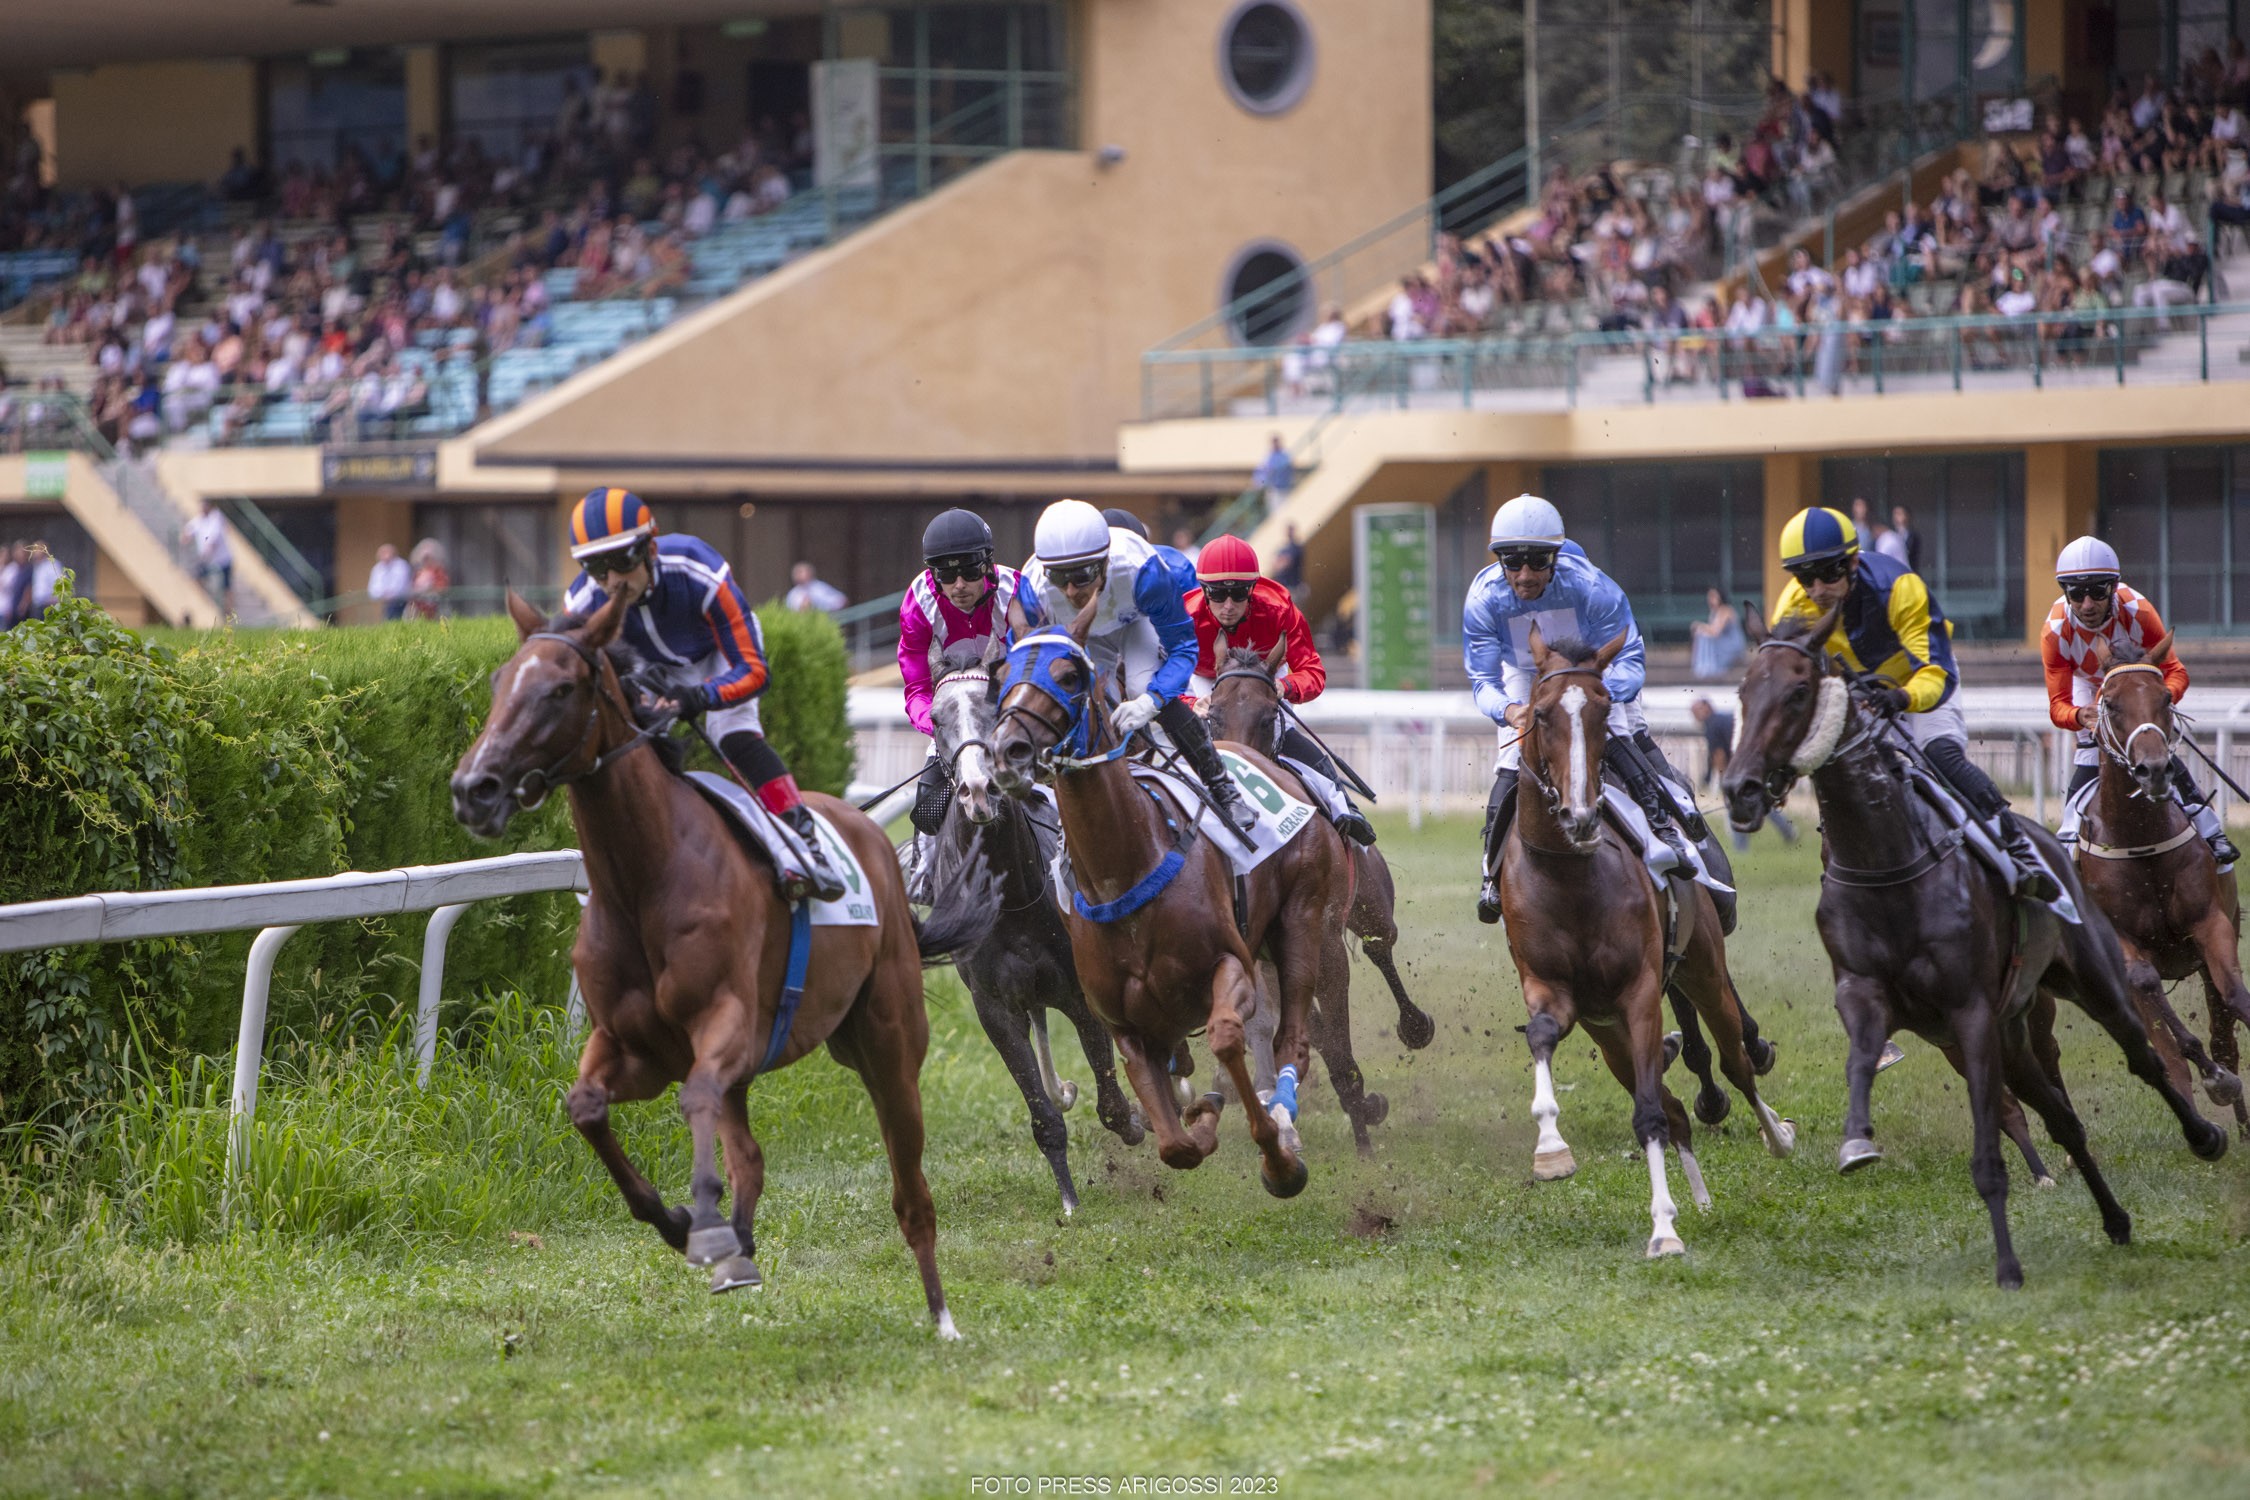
top-left (912, 852), bottom-right (1001, 967)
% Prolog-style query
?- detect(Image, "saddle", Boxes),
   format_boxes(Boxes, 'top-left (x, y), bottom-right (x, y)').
top-left (688, 772), bottom-right (878, 926)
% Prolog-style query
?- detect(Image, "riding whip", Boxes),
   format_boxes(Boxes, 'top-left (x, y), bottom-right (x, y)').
top-left (1277, 700), bottom-right (1379, 801)
top-left (2179, 735), bottom-right (2250, 804)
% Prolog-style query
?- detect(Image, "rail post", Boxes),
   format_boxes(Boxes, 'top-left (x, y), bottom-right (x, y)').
top-left (227, 923), bottom-right (303, 1194)
top-left (414, 903), bottom-right (471, 1087)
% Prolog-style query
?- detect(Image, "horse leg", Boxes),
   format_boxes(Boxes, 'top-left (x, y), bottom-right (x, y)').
top-left (2058, 929), bottom-right (2230, 1161)
top-left (707, 1086), bottom-right (767, 1294)
top-left (1999, 1015), bottom-right (2132, 1249)
top-left (1952, 1001), bottom-right (2024, 1290)
top-left (1057, 992), bottom-right (1144, 1146)
top-left (2205, 973), bottom-right (2250, 1137)
top-left (1834, 974), bottom-right (1891, 1173)
top-left (2120, 941), bottom-right (2221, 1108)
top-left (678, 1001), bottom-right (760, 1267)
top-left (1522, 990), bottom-right (1578, 1181)
top-left (1210, 952), bottom-right (1307, 1197)
top-left (2193, 911), bottom-right (2250, 1110)
top-left (1665, 986), bottom-right (1731, 1127)
top-left (1677, 925), bottom-right (1796, 1159)
top-left (565, 1027), bottom-right (691, 1252)
top-left (1352, 855), bottom-right (1434, 1050)
top-left (1030, 1010), bottom-right (1079, 1113)
top-left (1299, 926), bottom-right (1382, 1156)
top-left (970, 988), bottom-right (1080, 1215)
top-left (1117, 1033), bottom-right (1214, 1170)
top-left (1935, 1042), bottom-right (2054, 1186)
top-left (1593, 993), bottom-right (1689, 1256)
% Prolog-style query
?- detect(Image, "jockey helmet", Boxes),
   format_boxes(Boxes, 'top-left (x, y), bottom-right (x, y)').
top-left (1779, 507), bottom-right (1859, 568)
top-left (1101, 508), bottom-right (1151, 539)
top-left (1034, 499), bottom-right (1112, 567)
top-left (570, 487), bottom-right (658, 560)
top-left (1488, 494), bottom-right (1567, 553)
top-left (921, 507), bottom-right (994, 563)
top-left (2055, 535), bottom-right (2122, 582)
top-left (1196, 534), bottom-right (1261, 582)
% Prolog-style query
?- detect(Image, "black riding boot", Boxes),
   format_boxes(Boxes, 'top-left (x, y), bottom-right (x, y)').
top-left (1606, 738), bottom-right (1696, 869)
top-left (1156, 698), bottom-right (1255, 837)
top-left (1478, 768), bottom-right (1518, 924)
top-left (1279, 720), bottom-right (1374, 845)
top-left (2172, 756), bottom-right (2240, 866)
top-left (1923, 735), bottom-right (2060, 902)
top-left (722, 730), bottom-right (847, 902)
top-left (1633, 729), bottom-right (1711, 843)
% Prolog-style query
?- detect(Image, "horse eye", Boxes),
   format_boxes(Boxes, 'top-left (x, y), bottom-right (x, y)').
top-left (549, 680), bottom-right (573, 700)
top-left (1788, 683), bottom-right (1810, 702)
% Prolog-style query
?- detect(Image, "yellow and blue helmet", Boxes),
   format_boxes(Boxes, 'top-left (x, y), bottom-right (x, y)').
top-left (1778, 507), bottom-right (1859, 569)
top-left (570, 487), bottom-right (658, 560)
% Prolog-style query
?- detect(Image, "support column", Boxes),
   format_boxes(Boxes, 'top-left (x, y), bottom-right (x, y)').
top-left (91, 542), bottom-right (150, 625)
top-left (405, 46), bottom-right (444, 149)
top-left (1762, 453), bottom-right (1816, 625)
top-left (1771, 0), bottom-right (1853, 93)
top-left (591, 30), bottom-right (651, 87)
top-left (2023, 442), bottom-right (2097, 645)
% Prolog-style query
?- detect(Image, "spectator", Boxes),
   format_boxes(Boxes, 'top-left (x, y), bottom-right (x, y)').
top-left (1253, 434), bottom-right (1294, 514)
top-left (1848, 496), bottom-right (1890, 554)
top-left (1881, 506), bottom-right (1919, 569)
top-left (406, 538), bottom-right (449, 620)
top-left (1168, 526), bottom-right (1203, 567)
top-left (0, 541), bottom-right (24, 628)
top-left (1689, 587), bottom-right (1745, 680)
top-left (367, 542), bottom-right (413, 620)
top-left (19, 542), bottom-right (61, 622)
top-left (1274, 523), bottom-right (1305, 600)
top-left (1693, 697), bottom-right (1798, 851)
top-left (784, 560), bottom-right (847, 614)
top-left (181, 497), bottom-right (234, 614)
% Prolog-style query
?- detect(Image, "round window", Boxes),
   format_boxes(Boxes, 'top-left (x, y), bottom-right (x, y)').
top-left (1225, 243), bottom-right (1309, 346)
top-left (1220, 0), bottom-right (1315, 116)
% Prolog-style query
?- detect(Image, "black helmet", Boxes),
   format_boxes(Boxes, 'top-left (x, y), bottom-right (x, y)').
top-left (921, 508), bottom-right (994, 563)
top-left (1101, 508), bottom-right (1150, 539)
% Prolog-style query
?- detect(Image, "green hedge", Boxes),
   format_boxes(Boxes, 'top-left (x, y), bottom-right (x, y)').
top-left (0, 592), bottom-right (854, 1125)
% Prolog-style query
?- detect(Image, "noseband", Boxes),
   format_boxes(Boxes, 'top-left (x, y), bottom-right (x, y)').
top-left (998, 632), bottom-right (1133, 771)
top-left (1746, 636), bottom-right (1854, 799)
top-left (505, 631), bottom-right (663, 808)
top-left (2094, 661), bottom-right (2183, 794)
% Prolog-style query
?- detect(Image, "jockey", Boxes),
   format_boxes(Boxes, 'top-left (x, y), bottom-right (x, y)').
top-left (1773, 505), bottom-right (2059, 901)
top-left (562, 486), bottom-right (847, 901)
top-left (899, 507), bottom-right (1044, 834)
top-left (1185, 533), bottom-right (1375, 845)
top-left (1465, 494), bottom-right (1721, 925)
top-left (2043, 535), bottom-right (2237, 866)
top-left (1023, 499), bottom-right (1256, 834)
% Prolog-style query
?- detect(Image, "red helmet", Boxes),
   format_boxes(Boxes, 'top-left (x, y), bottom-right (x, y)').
top-left (1196, 534), bottom-right (1260, 582)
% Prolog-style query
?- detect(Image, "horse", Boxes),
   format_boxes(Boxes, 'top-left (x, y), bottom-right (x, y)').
top-left (1721, 605), bottom-right (2226, 1289)
top-left (922, 639), bottom-right (1146, 1213)
top-left (450, 591), bottom-right (993, 1336)
top-left (2074, 631), bottom-right (2249, 1132)
top-left (1497, 629), bottom-right (1795, 1258)
top-left (1202, 641), bottom-right (1438, 1058)
top-left (990, 605), bottom-right (1355, 1193)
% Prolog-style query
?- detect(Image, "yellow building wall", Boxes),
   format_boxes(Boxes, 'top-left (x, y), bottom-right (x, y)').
top-left (52, 60), bottom-right (258, 188)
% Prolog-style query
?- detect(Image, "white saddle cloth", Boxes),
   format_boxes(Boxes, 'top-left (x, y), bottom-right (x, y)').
top-left (689, 772), bottom-right (879, 926)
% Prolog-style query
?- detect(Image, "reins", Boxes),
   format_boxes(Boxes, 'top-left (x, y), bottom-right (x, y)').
top-left (508, 631), bottom-right (667, 809)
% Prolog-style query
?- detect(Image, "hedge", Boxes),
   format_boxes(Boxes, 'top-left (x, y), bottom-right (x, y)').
top-left (0, 589), bottom-right (854, 1125)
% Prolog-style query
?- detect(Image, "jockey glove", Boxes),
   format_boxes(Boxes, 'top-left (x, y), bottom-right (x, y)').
top-left (671, 682), bottom-right (714, 715)
top-left (1865, 684), bottom-right (1911, 718)
top-left (1111, 692), bottom-right (1162, 735)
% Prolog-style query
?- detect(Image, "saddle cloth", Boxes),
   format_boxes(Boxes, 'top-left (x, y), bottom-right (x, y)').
top-left (1897, 762), bottom-right (2082, 925)
top-left (687, 771), bottom-right (880, 927)
top-left (1138, 752), bottom-right (1317, 875)
top-left (1599, 781), bottom-right (1734, 898)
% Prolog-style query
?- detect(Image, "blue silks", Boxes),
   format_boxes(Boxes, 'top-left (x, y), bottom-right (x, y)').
top-left (1072, 848), bottom-right (1186, 923)
top-left (755, 898), bottom-right (813, 1076)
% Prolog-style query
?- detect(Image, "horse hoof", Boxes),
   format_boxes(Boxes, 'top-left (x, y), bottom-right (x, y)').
top-left (2205, 1069), bottom-right (2243, 1108)
top-left (2105, 1213), bottom-right (2133, 1246)
top-left (1693, 1087), bottom-right (1731, 1127)
top-left (1647, 1235), bottom-right (1687, 1259)
top-left (1172, 1077), bottom-right (1196, 1109)
top-left (708, 1255), bottom-right (762, 1295)
top-left (1056, 1079), bottom-right (1080, 1112)
top-left (1749, 1037), bottom-right (1778, 1076)
top-left (686, 1224), bottom-right (743, 1267)
top-left (2190, 1121), bottom-right (2230, 1161)
top-left (2033, 1174), bottom-right (2057, 1190)
top-left (1395, 1007), bottom-right (1436, 1051)
top-left (1838, 1138), bottom-right (1882, 1173)
top-left (1533, 1147), bottom-right (1577, 1181)
top-left (1768, 1118), bottom-right (1798, 1158)
top-left (1997, 1265), bottom-right (2025, 1292)
top-left (1269, 1102), bottom-right (1304, 1157)
top-left (1662, 1031), bottom-right (1683, 1070)
top-left (1876, 1040), bottom-right (1907, 1073)
top-left (1358, 1092), bottom-right (1390, 1128)
top-left (936, 1309), bottom-right (962, 1342)
top-left (1261, 1153), bottom-right (1310, 1199)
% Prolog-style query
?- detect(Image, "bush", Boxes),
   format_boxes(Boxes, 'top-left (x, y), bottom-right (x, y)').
top-left (0, 596), bottom-right (854, 1126)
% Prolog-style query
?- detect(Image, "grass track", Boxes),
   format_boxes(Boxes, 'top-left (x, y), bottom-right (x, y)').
top-left (5, 818), bottom-right (2250, 1497)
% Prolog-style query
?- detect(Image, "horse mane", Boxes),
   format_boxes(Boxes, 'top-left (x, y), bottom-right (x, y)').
top-left (541, 607), bottom-right (689, 775)
top-left (1540, 634), bottom-right (1598, 665)
top-left (2104, 633), bottom-right (2153, 666)
top-left (1220, 644), bottom-right (1271, 673)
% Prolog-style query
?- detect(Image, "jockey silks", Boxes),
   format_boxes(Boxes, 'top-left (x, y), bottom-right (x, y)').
top-left (1773, 549), bottom-right (1958, 712)
top-left (564, 535), bottom-right (768, 708)
top-left (1021, 526), bottom-right (1200, 706)
top-left (897, 564), bottom-right (1043, 736)
top-left (1462, 541), bottom-right (1648, 724)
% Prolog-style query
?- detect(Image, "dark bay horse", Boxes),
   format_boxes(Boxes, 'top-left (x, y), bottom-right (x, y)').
top-left (450, 591), bottom-right (992, 1335)
top-left (1203, 641), bottom-right (1437, 1058)
top-left (2076, 632), bottom-right (2249, 1130)
top-left (1498, 630), bottom-right (1795, 1258)
top-left (991, 609), bottom-right (1355, 1194)
top-left (1722, 606), bottom-right (2225, 1288)
top-left (923, 642), bottom-right (1144, 1213)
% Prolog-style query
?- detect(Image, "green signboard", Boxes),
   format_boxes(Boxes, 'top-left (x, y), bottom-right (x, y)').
top-left (1354, 503), bottom-right (1435, 691)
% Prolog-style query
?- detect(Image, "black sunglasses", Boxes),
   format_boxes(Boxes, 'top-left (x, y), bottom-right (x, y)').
top-left (1787, 556), bottom-right (1854, 586)
top-left (1495, 547), bottom-right (1558, 572)
top-left (1201, 581), bottom-right (1254, 604)
top-left (1047, 560), bottom-right (1105, 590)
top-left (2063, 577), bottom-right (2118, 602)
top-left (929, 555), bottom-right (990, 584)
top-left (582, 543), bottom-right (647, 578)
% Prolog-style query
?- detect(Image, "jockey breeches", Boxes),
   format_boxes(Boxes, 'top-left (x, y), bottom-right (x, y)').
top-left (1919, 732), bottom-right (2007, 820)
top-left (1277, 719), bottom-right (1339, 782)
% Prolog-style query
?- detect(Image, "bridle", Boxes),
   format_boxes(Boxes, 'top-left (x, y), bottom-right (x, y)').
top-left (2093, 661), bottom-right (2182, 793)
top-left (505, 631), bottom-right (665, 809)
top-left (1518, 663), bottom-right (1608, 850)
top-left (997, 631), bottom-right (1133, 772)
top-left (932, 665), bottom-right (1000, 780)
top-left (1744, 635), bottom-right (1866, 804)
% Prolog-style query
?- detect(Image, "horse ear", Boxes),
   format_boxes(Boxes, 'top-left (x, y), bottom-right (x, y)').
top-left (1527, 621), bottom-right (1552, 672)
top-left (2147, 630), bottom-right (2174, 665)
top-left (581, 588), bottom-right (628, 650)
top-left (506, 589), bottom-right (544, 641)
top-left (1067, 593), bottom-right (1099, 646)
top-left (979, 630), bottom-right (1006, 668)
top-left (1592, 629), bottom-right (1630, 671)
top-left (2088, 632), bottom-right (2114, 671)
top-left (1263, 640), bottom-right (1288, 675)
top-left (1807, 602), bottom-right (1843, 652)
top-left (1742, 602), bottom-right (1769, 644)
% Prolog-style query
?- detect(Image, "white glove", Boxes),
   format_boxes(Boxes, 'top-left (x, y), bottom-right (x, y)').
top-left (1110, 692), bottom-right (1162, 736)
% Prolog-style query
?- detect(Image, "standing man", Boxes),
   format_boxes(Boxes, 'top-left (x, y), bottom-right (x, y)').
top-left (1252, 434), bottom-right (1295, 516)
top-left (784, 561), bottom-right (847, 615)
top-left (1692, 696), bottom-right (1798, 851)
top-left (367, 542), bottom-right (412, 621)
top-left (182, 498), bottom-right (234, 616)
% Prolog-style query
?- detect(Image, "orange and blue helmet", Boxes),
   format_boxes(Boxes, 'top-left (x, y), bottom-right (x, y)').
top-left (570, 487), bottom-right (658, 560)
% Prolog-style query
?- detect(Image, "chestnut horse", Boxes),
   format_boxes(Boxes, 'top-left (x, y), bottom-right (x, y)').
top-left (2076, 632), bottom-right (2249, 1130)
top-left (1203, 641), bottom-right (1438, 1058)
top-left (991, 609), bottom-right (1352, 1194)
top-left (1722, 606), bottom-right (2225, 1288)
top-left (450, 592), bottom-right (993, 1335)
top-left (1499, 631), bottom-right (1795, 1260)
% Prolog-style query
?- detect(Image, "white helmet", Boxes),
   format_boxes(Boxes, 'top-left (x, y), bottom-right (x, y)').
top-left (2056, 535), bottom-right (2121, 580)
top-left (1034, 499), bottom-right (1112, 567)
top-left (1489, 493), bottom-right (1566, 552)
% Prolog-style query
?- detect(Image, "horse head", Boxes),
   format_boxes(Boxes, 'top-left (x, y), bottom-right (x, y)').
top-left (931, 635), bottom-right (1008, 824)
top-left (992, 594), bottom-right (1108, 797)
top-left (451, 588), bottom-right (632, 838)
top-left (1723, 601), bottom-right (1847, 832)
top-left (1523, 625), bottom-right (1628, 851)
top-left (2091, 630), bottom-right (2179, 802)
top-left (1205, 639), bottom-right (1288, 756)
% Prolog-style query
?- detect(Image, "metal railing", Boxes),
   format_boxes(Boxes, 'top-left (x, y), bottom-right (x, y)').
top-left (1142, 298), bottom-right (2250, 418)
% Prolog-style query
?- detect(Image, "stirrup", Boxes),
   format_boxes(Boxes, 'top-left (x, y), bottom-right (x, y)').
top-left (1209, 783), bottom-right (1257, 836)
top-left (1335, 807), bottom-right (1376, 846)
top-left (2212, 833), bottom-right (2240, 869)
top-left (801, 853), bottom-right (848, 903)
top-left (1477, 875), bottom-right (1503, 925)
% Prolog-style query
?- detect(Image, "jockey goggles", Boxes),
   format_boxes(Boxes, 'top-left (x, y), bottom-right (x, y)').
top-left (1201, 580), bottom-right (1254, 604)
top-left (581, 539), bottom-right (650, 578)
top-left (2062, 576), bottom-right (2118, 602)
top-left (928, 554), bottom-right (991, 584)
top-left (1046, 559), bottom-right (1106, 590)
top-left (1495, 546), bottom-right (1558, 573)
top-left (1787, 555), bottom-right (1854, 586)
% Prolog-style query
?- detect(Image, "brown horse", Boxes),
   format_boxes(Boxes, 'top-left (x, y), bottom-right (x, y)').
top-left (991, 610), bottom-right (1352, 1193)
top-left (1500, 630), bottom-right (1795, 1259)
top-left (449, 591), bottom-right (992, 1336)
top-left (2076, 632), bottom-right (2250, 1131)
top-left (1203, 642), bottom-right (1438, 1060)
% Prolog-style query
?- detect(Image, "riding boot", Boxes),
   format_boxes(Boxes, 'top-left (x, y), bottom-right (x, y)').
top-left (1156, 697), bottom-right (1256, 838)
top-left (1634, 729), bottom-right (1712, 843)
top-left (1607, 740), bottom-right (1696, 870)
top-left (2172, 757), bottom-right (2240, 868)
top-left (1693, 822), bottom-right (1740, 937)
top-left (720, 729), bottom-right (849, 902)
top-left (781, 803), bottom-right (849, 903)
top-left (1278, 719), bottom-right (1374, 845)
top-left (1923, 734), bottom-right (2060, 902)
top-left (1997, 817), bottom-right (2063, 903)
top-left (1478, 768), bottom-right (1518, 924)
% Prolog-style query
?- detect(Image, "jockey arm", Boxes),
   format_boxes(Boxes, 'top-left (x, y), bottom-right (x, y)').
top-left (1461, 571), bottom-right (1517, 725)
top-left (2041, 625), bottom-right (2088, 730)
top-left (898, 587), bottom-right (938, 737)
top-left (1272, 584), bottom-right (1326, 703)
top-left (1133, 555), bottom-right (1200, 704)
top-left (1879, 571), bottom-right (1953, 712)
top-left (683, 571), bottom-right (768, 711)
top-left (1573, 561), bottom-right (1649, 705)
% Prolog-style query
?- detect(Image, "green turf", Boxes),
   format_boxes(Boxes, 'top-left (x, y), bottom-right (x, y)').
top-left (5, 818), bottom-right (2250, 1498)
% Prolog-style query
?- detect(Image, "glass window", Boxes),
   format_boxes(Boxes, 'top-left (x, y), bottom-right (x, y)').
top-left (412, 503), bottom-right (556, 612)
top-left (1221, 1), bottom-right (1316, 116)
top-left (2096, 445), bottom-right (2250, 634)
top-left (1226, 244), bottom-right (1309, 345)
top-left (1432, 470), bottom-right (1488, 643)
top-left (450, 38), bottom-right (592, 163)
top-left (1819, 453), bottom-right (2021, 639)
top-left (267, 51), bottom-right (408, 174)
top-left (1539, 460), bottom-right (1763, 639)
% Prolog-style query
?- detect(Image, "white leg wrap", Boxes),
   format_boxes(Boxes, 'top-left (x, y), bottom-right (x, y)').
top-left (1674, 1143), bottom-right (1712, 1209)
top-left (1531, 1057), bottom-right (1567, 1156)
top-left (1645, 1139), bottom-right (1684, 1255)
